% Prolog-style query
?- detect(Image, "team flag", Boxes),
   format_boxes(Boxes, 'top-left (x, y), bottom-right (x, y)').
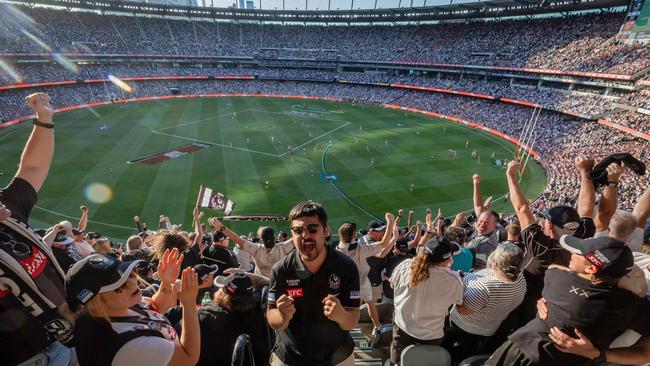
top-left (197, 185), bottom-right (236, 214)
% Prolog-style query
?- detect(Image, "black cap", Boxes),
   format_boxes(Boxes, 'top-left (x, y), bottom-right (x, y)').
top-left (86, 232), bottom-right (102, 240)
top-left (65, 254), bottom-right (142, 311)
top-left (423, 236), bottom-right (461, 262)
top-left (213, 231), bottom-right (227, 242)
top-left (368, 220), bottom-right (386, 232)
top-left (541, 205), bottom-right (580, 231)
top-left (72, 228), bottom-right (83, 236)
top-left (193, 264), bottom-right (219, 283)
top-left (560, 235), bottom-right (634, 278)
top-left (396, 238), bottom-right (409, 251)
top-left (260, 227), bottom-right (275, 247)
top-left (214, 272), bottom-right (254, 295)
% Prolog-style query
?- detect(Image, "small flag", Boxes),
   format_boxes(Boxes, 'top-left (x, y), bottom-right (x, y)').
top-left (197, 185), bottom-right (235, 214)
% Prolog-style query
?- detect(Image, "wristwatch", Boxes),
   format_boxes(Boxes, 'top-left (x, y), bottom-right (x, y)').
top-left (33, 118), bottom-right (54, 129)
top-left (593, 348), bottom-right (606, 363)
top-left (606, 181), bottom-right (618, 188)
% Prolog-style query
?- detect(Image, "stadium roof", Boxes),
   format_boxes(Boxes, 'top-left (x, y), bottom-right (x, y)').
top-left (9, 0), bottom-right (628, 23)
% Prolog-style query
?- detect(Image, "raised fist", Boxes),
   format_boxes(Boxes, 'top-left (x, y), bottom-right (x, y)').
top-left (25, 93), bottom-right (54, 123)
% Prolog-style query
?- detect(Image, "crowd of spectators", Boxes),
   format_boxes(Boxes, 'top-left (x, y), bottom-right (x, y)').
top-left (1, 6), bottom-right (649, 74)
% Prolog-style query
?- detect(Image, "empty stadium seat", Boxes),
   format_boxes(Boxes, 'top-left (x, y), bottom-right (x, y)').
top-left (400, 345), bottom-right (451, 366)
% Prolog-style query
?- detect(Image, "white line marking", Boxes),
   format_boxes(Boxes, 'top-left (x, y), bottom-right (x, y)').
top-left (33, 205), bottom-right (136, 230)
top-left (278, 122), bottom-right (351, 157)
top-left (151, 130), bottom-right (282, 157)
top-left (153, 109), bottom-right (250, 132)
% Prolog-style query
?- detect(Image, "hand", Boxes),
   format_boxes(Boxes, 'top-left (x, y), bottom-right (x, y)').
top-left (436, 208), bottom-right (443, 220)
top-left (506, 161), bottom-right (520, 178)
top-left (425, 210), bottom-right (433, 231)
top-left (133, 216), bottom-right (140, 223)
top-left (549, 327), bottom-right (599, 360)
top-left (276, 294), bottom-right (296, 320)
top-left (208, 217), bottom-right (224, 231)
top-left (322, 294), bottom-right (345, 323)
top-left (156, 248), bottom-right (184, 285)
top-left (25, 93), bottom-right (54, 123)
top-left (80, 206), bottom-right (88, 213)
top-left (198, 212), bottom-right (204, 219)
top-left (159, 215), bottom-right (165, 222)
top-left (385, 212), bottom-right (395, 223)
top-left (606, 162), bottom-right (625, 183)
top-left (408, 210), bottom-right (414, 216)
top-left (223, 267), bottom-right (244, 275)
top-left (416, 220), bottom-right (422, 228)
top-left (52, 224), bottom-right (65, 233)
top-left (536, 297), bottom-right (548, 320)
top-left (193, 207), bottom-right (200, 220)
top-left (483, 196), bottom-right (493, 210)
top-left (199, 274), bottom-right (214, 289)
top-left (472, 174), bottom-right (480, 184)
top-left (574, 156), bottom-right (595, 173)
top-left (0, 202), bottom-right (11, 221)
top-left (452, 212), bottom-right (467, 227)
top-left (175, 267), bottom-right (200, 306)
top-left (398, 209), bottom-right (404, 217)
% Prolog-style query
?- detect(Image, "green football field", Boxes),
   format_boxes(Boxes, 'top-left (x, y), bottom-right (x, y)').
top-left (0, 97), bottom-right (547, 241)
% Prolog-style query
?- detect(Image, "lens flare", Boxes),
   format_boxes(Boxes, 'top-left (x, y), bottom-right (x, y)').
top-left (107, 74), bottom-right (133, 93)
top-left (84, 183), bottom-right (113, 204)
top-left (51, 52), bottom-right (79, 73)
top-left (19, 28), bottom-right (52, 52)
top-left (0, 59), bottom-right (23, 83)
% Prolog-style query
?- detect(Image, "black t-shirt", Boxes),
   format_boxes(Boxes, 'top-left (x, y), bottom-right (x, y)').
top-left (510, 268), bottom-right (641, 365)
top-left (520, 218), bottom-right (596, 307)
top-left (383, 252), bottom-right (412, 299)
top-left (202, 245), bottom-right (239, 276)
top-left (0, 178), bottom-right (69, 364)
top-left (51, 245), bottom-right (82, 273)
top-left (166, 301), bottom-right (271, 366)
top-left (267, 245), bottom-right (360, 365)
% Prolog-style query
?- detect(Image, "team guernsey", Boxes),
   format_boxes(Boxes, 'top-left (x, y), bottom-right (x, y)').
top-left (267, 245), bottom-right (361, 365)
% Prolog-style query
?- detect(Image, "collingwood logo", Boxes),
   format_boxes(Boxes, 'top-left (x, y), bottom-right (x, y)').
top-left (329, 273), bottom-right (340, 290)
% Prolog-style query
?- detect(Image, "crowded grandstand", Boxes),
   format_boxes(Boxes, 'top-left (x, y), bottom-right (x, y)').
top-left (1, 0), bottom-right (650, 364)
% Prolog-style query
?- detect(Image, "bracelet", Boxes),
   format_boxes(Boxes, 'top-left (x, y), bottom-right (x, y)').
top-left (33, 119), bottom-right (54, 129)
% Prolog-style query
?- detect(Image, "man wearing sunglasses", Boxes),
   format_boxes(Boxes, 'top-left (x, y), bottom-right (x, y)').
top-left (267, 201), bottom-right (361, 366)
top-left (0, 93), bottom-right (77, 366)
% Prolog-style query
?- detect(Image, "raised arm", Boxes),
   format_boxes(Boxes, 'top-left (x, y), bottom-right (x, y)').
top-left (375, 212), bottom-right (396, 258)
top-left (595, 163), bottom-right (625, 231)
top-left (408, 221), bottom-right (423, 249)
top-left (208, 216), bottom-right (247, 248)
top-left (473, 174), bottom-right (484, 217)
top-left (506, 161), bottom-right (535, 228)
top-left (633, 184), bottom-right (650, 229)
top-left (575, 156), bottom-right (595, 218)
top-left (78, 206), bottom-right (88, 232)
top-left (16, 93), bottom-right (55, 192)
top-left (407, 210), bottom-right (414, 229)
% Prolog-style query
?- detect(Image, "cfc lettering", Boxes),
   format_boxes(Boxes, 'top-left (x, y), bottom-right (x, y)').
top-left (286, 288), bottom-right (303, 298)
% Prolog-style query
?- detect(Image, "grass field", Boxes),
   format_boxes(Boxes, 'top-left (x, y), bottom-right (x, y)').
top-left (0, 97), bottom-right (547, 240)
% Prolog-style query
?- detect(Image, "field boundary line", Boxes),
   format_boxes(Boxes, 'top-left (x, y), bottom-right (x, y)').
top-left (153, 109), bottom-right (251, 132)
top-left (151, 130), bottom-right (282, 158)
top-left (33, 205), bottom-right (136, 230)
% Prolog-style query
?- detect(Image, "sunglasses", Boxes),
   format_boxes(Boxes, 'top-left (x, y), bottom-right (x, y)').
top-left (291, 224), bottom-right (320, 235)
top-left (0, 232), bottom-right (31, 257)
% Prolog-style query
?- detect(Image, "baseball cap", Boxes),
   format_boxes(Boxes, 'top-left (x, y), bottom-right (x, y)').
top-left (72, 228), bottom-right (83, 236)
top-left (368, 220), bottom-right (386, 232)
top-left (194, 264), bottom-right (219, 283)
top-left (423, 236), bottom-right (461, 262)
top-left (395, 238), bottom-right (409, 251)
top-left (540, 206), bottom-right (580, 231)
top-left (86, 232), bottom-right (102, 240)
top-left (65, 254), bottom-right (143, 311)
top-left (214, 272), bottom-right (254, 295)
top-left (559, 235), bottom-right (634, 278)
top-left (53, 230), bottom-right (73, 245)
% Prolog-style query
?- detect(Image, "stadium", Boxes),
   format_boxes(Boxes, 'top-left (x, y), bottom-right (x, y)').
top-left (0, 0), bottom-right (649, 364)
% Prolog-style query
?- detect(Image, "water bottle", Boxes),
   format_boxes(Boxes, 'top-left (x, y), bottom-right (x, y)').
top-left (201, 291), bottom-right (211, 306)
